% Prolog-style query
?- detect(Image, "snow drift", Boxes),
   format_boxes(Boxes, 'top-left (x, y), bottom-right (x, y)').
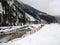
top-left (5, 24), bottom-right (60, 45)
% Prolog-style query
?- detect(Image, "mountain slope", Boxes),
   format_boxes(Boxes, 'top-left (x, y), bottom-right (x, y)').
top-left (0, 0), bottom-right (57, 26)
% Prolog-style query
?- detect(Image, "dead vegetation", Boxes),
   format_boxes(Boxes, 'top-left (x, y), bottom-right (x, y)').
top-left (0, 24), bottom-right (44, 42)
top-left (11, 24), bottom-right (44, 40)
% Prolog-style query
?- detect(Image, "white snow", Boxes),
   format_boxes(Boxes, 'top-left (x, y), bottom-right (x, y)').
top-left (0, 24), bottom-right (41, 34)
top-left (26, 13), bottom-right (36, 21)
top-left (4, 23), bottom-right (60, 45)
top-left (0, 3), bottom-right (3, 14)
top-left (0, 26), bottom-right (21, 33)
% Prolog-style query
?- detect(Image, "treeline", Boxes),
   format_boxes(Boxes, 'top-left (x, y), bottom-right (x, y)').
top-left (0, 0), bottom-right (57, 26)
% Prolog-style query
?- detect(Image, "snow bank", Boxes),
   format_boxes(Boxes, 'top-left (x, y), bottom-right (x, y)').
top-left (0, 24), bottom-right (41, 34)
top-left (0, 26), bottom-right (21, 34)
top-left (6, 24), bottom-right (60, 45)
top-left (0, 24), bottom-right (41, 43)
top-left (0, 3), bottom-right (3, 14)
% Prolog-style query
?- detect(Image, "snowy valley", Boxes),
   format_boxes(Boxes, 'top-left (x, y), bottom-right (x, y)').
top-left (0, 0), bottom-right (60, 45)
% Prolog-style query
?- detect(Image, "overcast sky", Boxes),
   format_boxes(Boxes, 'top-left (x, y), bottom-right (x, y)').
top-left (18, 0), bottom-right (60, 16)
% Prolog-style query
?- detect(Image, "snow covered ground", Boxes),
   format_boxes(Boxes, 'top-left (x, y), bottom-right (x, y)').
top-left (0, 24), bottom-right (40, 33)
top-left (0, 26), bottom-right (21, 34)
top-left (0, 24), bottom-right (41, 43)
top-left (0, 23), bottom-right (60, 45)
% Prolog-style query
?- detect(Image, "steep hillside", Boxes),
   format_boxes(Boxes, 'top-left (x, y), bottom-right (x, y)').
top-left (0, 0), bottom-right (57, 26)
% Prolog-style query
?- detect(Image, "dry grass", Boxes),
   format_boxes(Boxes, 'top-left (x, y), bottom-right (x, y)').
top-left (11, 29), bottom-right (31, 40)
top-left (0, 24), bottom-right (44, 41)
